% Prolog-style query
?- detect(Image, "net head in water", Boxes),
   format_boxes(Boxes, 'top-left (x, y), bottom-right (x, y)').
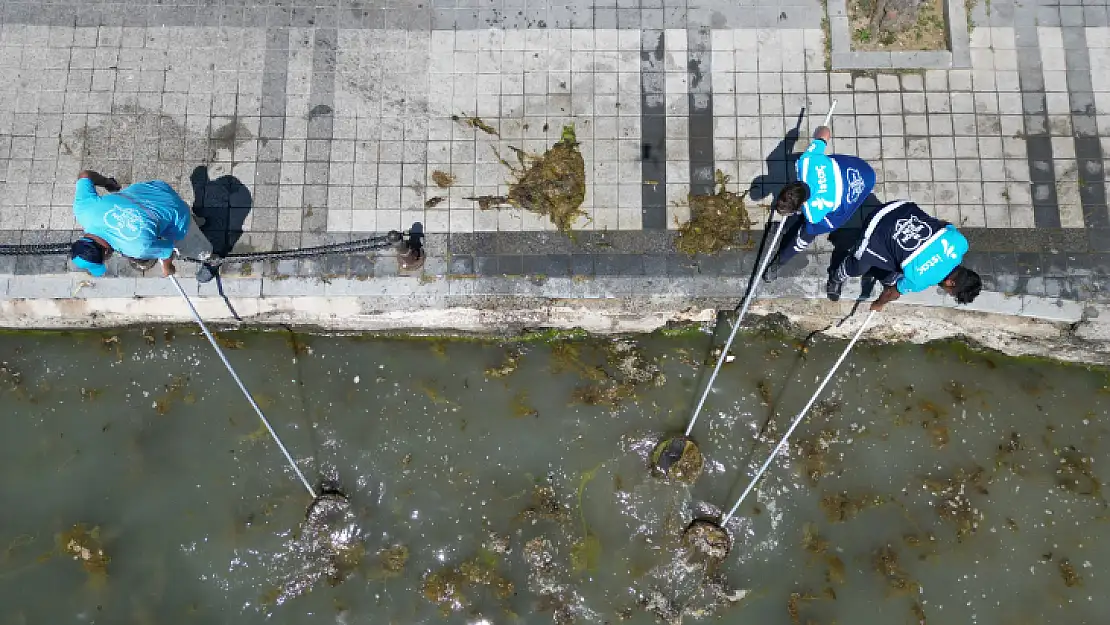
top-left (683, 519), bottom-right (731, 560)
top-left (299, 491), bottom-right (361, 584)
top-left (302, 492), bottom-right (357, 550)
top-left (651, 436), bottom-right (704, 484)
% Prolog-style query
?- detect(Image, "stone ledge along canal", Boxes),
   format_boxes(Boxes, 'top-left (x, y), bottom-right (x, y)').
top-left (0, 322), bottom-right (1108, 625)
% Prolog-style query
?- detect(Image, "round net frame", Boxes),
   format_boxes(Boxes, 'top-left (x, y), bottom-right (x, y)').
top-left (302, 491), bottom-right (357, 552)
top-left (650, 435), bottom-right (704, 484)
top-left (682, 519), bottom-right (732, 560)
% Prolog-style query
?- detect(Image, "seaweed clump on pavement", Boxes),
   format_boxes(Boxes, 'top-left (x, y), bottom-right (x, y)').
top-left (467, 126), bottom-right (587, 235)
top-left (452, 114), bottom-right (499, 137)
top-left (431, 170), bottom-right (456, 188)
top-left (675, 170), bottom-right (755, 256)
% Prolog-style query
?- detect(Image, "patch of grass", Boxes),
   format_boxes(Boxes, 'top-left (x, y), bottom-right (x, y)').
top-left (854, 27), bottom-right (872, 43)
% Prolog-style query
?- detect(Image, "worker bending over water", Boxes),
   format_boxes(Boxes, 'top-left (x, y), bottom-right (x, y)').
top-left (763, 124), bottom-right (876, 289)
top-left (69, 170), bottom-right (215, 281)
top-left (828, 199), bottom-right (982, 311)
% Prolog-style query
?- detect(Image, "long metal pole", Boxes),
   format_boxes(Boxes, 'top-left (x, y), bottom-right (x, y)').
top-left (682, 99), bottom-right (838, 438)
top-left (168, 275), bottom-right (317, 498)
top-left (721, 309), bottom-right (874, 524)
top-left (685, 218), bottom-right (787, 436)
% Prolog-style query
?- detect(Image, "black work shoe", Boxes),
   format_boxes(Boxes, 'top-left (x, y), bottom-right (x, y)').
top-left (129, 258), bottom-right (157, 272)
top-left (826, 279), bottom-right (844, 302)
top-left (762, 258), bottom-right (781, 282)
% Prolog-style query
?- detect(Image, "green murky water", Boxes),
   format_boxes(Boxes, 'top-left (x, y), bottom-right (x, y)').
top-left (0, 324), bottom-right (1108, 624)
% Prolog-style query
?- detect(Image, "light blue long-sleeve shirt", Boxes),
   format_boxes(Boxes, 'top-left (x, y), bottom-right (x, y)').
top-left (72, 179), bottom-right (192, 260)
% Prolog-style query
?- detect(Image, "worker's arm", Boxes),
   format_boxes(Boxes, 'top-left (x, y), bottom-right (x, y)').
top-left (77, 170), bottom-right (121, 192)
top-left (870, 284), bottom-right (901, 311)
top-left (160, 258), bottom-right (176, 277)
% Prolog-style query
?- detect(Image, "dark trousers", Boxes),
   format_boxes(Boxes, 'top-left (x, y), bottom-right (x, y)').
top-left (773, 214), bottom-right (818, 266)
top-left (831, 246), bottom-right (898, 286)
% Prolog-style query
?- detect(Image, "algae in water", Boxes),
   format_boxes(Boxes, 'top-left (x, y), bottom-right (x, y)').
top-left (56, 524), bottom-right (110, 582)
top-left (485, 349), bottom-right (522, 379)
top-left (872, 545), bottom-right (921, 597)
top-left (422, 553), bottom-right (514, 615)
top-left (570, 464), bottom-right (603, 574)
top-left (819, 492), bottom-right (888, 523)
top-left (468, 126), bottom-right (587, 234)
top-left (675, 170), bottom-right (755, 256)
top-left (512, 391), bottom-right (539, 418)
top-left (153, 375), bottom-right (191, 415)
top-left (565, 339), bottom-right (666, 408)
top-left (1054, 445), bottom-right (1103, 501)
top-left (376, 545), bottom-right (409, 577)
top-left (1058, 557), bottom-right (1083, 587)
top-left (516, 484), bottom-right (569, 522)
top-left (923, 466), bottom-right (987, 541)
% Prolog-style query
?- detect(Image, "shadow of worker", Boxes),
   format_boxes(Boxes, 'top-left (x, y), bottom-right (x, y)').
top-left (189, 165), bottom-right (252, 259)
top-left (748, 107), bottom-right (805, 205)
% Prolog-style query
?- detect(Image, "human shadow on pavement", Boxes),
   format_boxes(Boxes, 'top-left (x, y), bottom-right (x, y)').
top-left (189, 165), bottom-right (253, 319)
top-left (737, 107), bottom-right (806, 301)
top-left (189, 165), bottom-right (252, 259)
top-left (748, 107), bottom-right (806, 205)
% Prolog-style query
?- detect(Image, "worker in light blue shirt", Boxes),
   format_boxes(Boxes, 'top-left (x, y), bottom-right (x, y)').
top-left (828, 200), bottom-right (982, 310)
top-left (763, 125), bottom-right (875, 283)
top-left (69, 170), bottom-right (213, 279)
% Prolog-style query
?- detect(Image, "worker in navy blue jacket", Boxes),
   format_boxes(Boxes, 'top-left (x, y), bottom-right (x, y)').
top-left (763, 125), bottom-right (876, 285)
top-left (828, 200), bottom-right (982, 311)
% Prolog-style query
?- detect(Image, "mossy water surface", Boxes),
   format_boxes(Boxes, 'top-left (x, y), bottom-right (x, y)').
top-left (0, 329), bottom-right (1107, 624)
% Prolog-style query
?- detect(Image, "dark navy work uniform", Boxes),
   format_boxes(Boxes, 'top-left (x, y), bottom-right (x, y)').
top-left (831, 200), bottom-right (970, 295)
top-left (776, 139), bottom-right (876, 265)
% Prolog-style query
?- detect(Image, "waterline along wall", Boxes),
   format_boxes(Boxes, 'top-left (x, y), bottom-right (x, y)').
top-left (2, 272), bottom-right (1109, 365)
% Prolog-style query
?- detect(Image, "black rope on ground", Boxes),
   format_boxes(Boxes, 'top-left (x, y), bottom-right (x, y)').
top-left (0, 231), bottom-right (407, 264)
top-left (180, 231), bottom-right (404, 266)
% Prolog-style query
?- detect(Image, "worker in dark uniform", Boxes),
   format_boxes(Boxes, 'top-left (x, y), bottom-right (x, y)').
top-left (828, 199), bottom-right (982, 311)
top-left (763, 125), bottom-right (876, 289)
